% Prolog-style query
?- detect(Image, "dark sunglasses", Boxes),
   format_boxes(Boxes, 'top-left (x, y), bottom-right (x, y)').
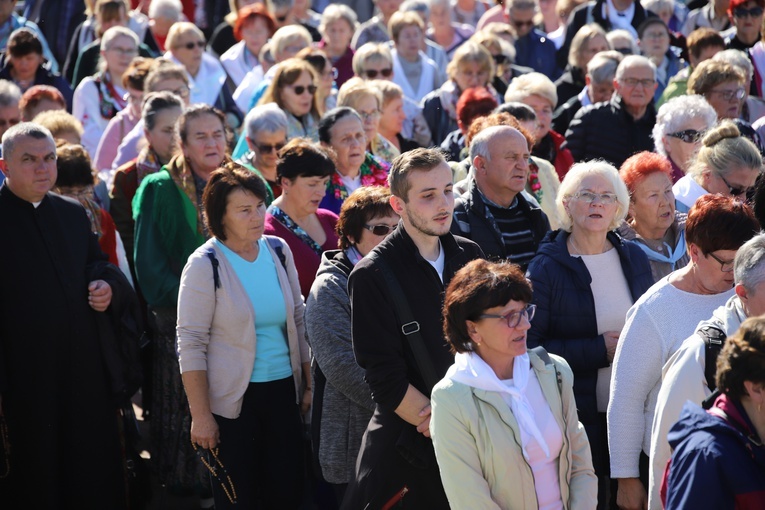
top-left (667, 129), bottom-right (705, 144)
top-left (718, 172), bottom-right (753, 197)
top-left (364, 68), bottom-right (393, 79)
top-left (734, 6), bottom-right (764, 17)
top-left (276, 14), bottom-right (288, 22)
top-left (256, 142), bottom-right (286, 153)
top-left (291, 84), bottom-right (317, 95)
top-left (615, 47), bottom-right (633, 55)
top-left (492, 54), bottom-right (508, 65)
top-left (363, 223), bottom-right (398, 236)
top-left (512, 19), bottom-right (535, 28)
top-left (181, 40), bottom-right (205, 50)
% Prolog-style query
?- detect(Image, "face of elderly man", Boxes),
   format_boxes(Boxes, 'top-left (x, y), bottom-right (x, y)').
top-left (474, 128), bottom-right (531, 207)
top-left (1, 133), bottom-right (57, 203)
top-left (614, 63), bottom-right (658, 114)
top-left (507, 4), bottom-right (536, 38)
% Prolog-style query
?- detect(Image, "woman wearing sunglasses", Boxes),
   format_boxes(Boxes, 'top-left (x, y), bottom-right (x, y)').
top-left (673, 121), bottom-right (762, 213)
top-left (526, 161), bottom-right (654, 508)
top-left (422, 41), bottom-right (499, 146)
top-left (653, 95), bottom-right (718, 183)
top-left (430, 258), bottom-right (598, 510)
top-left (305, 186), bottom-right (398, 505)
top-left (258, 58), bottom-right (321, 142)
top-left (239, 103), bottom-right (288, 200)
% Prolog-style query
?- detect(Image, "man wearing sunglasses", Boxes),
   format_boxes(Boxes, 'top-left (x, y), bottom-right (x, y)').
top-left (344, 148), bottom-right (483, 509)
top-left (725, 0), bottom-right (764, 50)
top-left (507, 0), bottom-right (562, 80)
top-left (451, 125), bottom-right (550, 270)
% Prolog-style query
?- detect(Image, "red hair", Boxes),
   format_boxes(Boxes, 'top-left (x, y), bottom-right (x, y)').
top-left (456, 87), bottom-right (498, 134)
top-left (619, 151), bottom-right (673, 195)
top-left (728, 0), bottom-right (765, 16)
top-left (686, 194), bottom-right (759, 254)
top-left (234, 4), bottom-right (276, 42)
top-left (19, 85), bottom-right (66, 121)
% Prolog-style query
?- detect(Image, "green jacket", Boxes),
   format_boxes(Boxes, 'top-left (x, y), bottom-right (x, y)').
top-left (132, 160), bottom-right (206, 308)
top-left (430, 351), bottom-right (598, 510)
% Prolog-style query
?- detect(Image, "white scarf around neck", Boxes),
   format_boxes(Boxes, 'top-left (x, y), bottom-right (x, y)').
top-left (447, 351), bottom-right (550, 460)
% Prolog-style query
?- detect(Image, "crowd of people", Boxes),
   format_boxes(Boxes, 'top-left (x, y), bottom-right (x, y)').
top-left (3, 0), bottom-right (765, 508)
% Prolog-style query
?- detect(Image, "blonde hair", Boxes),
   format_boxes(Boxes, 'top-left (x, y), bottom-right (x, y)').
top-left (688, 60), bottom-right (746, 95)
top-left (319, 4), bottom-right (358, 36)
top-left (352, 42), bottom-right (393, 77)
top-left (368, 79), bottom-right (404, 107)
top-left (271, 25), bottom-right (313, 60)
top-left (568, 23), bottom-right (609, 69)
top-left (446, 41), bottom-right (495, 84)
top-left (556, 160), bottom-right (630, 231)
top-left (388, 11), bottom-right (425, 43)
top-left (166, 21), bottom-right (204, 51)
top-left (687, 120), bottom-right (763, 183)
top-left (32, 110), bottom-right (84, 140)
top-left (504, 72), bottom-right (558, 108)
top-left (337, 80), bottom-right (383, 111)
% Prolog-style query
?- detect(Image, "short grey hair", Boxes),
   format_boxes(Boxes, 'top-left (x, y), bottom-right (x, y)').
top-left (607, 29), bottom-right (640, 56)
top-left (653, 95), bottom-right (717, 156)
top-left (100, 26), bottom-right (139, 51)
top-left (0, 80), bottom-right (21, 108)
top-left (469, 125), bottom-right (525, 162)
top-left (713, 49), bottom-right (754, 81)
top-left (319, 4), bottom-right (358, 36)
top-left (506, 0), bottom-right (538, 11)
top-left (641, 0), bottom-right (675, 15)
top-left (401, 0), bottom-right (430, 18)
top-left (616, 54), bottom-right (657, 81)
top-left (2, 122), bottom-right (54, 160)
top-left (734, 233), bottom-right (765, 289)
top-left (586, 50), bottom-right (622, 85)
top-left (149, 0), bottom-right (182, 20)
top-left (556, 160), bottom-right (630, 232)
top-left (245, 103), bottom-right (289, 139)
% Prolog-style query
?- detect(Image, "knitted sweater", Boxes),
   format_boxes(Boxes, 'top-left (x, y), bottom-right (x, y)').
top-left (607, 277), bottom-right (734, 478)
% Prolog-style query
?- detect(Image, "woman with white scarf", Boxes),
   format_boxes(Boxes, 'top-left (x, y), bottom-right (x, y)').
top-left (430, 259), bottom-right (597, 510)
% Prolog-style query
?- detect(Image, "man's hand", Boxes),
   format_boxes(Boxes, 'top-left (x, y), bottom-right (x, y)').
top-left (88, 280), bottom-right (112, 312)
top-left (616, 477), bottom-right (647, 510)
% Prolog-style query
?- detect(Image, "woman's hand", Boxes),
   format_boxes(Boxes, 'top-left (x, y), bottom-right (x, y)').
top-left (301, 387), bottom-right (312, 415)
top-left (191, 413), bottom-right (220, 450)
top-left (416, 404), bottom-right (432, 438)
top-left (604, 331), bottom-right (620, 363)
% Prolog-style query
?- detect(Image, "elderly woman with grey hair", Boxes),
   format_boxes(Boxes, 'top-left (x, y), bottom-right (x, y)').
top-left (556, 24), bottom-right (610, 107)
top-left (427, 0), bottom-right (475, 59)
top-left (238, 103), bottom-right (289, 200)
top-left (553, 50), bottom-right (622, 136)
top-left (527, 161), bottom-right (654, 506)
top-left (652, 95), bottom-right (718, 183)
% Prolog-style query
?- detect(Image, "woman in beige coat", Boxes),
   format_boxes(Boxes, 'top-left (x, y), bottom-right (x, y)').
top-left (431, 259), bottom-right (597, 510)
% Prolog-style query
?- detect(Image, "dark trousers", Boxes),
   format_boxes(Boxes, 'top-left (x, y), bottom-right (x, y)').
top-left (212, 377), bottom-right (305, 510)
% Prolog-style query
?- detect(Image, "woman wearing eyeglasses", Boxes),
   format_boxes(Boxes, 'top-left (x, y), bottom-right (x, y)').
top-left (337, 79), bottom-right (398, 163)
top-left (305, 186), bottom-right (398, 504)
top-left (265, 139), bottom-right (339, 297)
top-left (73, 26), bottom-right (139, 158)
top-left (689, 59), bottom-right (748, 120)
top-left (422, 41), bottom-right (499, 146)
top-left (318, 107), bottom-right (390, 215)
top-left (526, 161), bottom-right (654, 508)
top-left (653, 95), bottom-right (718, 183)
top-left (608, 194), bottom-right (759, 510)
top-left (258, 58), bottom-right (321, 142)
top-left (239, 103), bottom-right (288, 200)
top-left (673, 121), bottom-right (763, 213)
top-left (431, 258), bottom-right (598, 510)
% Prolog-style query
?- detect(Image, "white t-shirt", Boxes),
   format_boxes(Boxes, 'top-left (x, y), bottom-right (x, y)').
top-left (340, 173), bottom-right (362, 194)
top-left (425, 240), bottom-right (445, 282)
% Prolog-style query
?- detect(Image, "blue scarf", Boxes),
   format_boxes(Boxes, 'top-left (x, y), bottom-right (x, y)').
top-left (635, 230), bottom-right (686, 270)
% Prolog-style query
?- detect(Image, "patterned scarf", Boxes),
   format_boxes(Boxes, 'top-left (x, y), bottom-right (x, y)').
top-left (268, 205), bottom-right (324, 255)
top-left (55, 185), bottom-right (103, 237)
top-left (94, 71), bottom-right (127, 120)
top-left (165, 154), bottom-right (207, 236)
top-left (135, 146), bottom-right (164, 187)
top-left (326, 152), bottom-right (390, 201)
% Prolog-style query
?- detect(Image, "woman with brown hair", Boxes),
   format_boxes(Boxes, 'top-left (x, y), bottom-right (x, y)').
top-left (258, 57), bottom-right (321, 141)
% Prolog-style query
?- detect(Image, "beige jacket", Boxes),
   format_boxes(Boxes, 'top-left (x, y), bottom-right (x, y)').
top-left (430, 352), bottom-right (597, 510)
top-left (177, 236), bottom-right (309, 419)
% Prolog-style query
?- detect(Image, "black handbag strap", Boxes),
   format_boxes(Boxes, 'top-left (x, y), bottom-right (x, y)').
top-left (375, 255), bottom-right (440, 393)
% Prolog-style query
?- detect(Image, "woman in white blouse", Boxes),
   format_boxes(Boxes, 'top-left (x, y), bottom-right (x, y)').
top-left (220, 4), bottom-right (276, 87)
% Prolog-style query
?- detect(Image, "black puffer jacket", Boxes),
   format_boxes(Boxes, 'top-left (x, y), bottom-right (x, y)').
top-left (563, 94), bottom-right (656, 168)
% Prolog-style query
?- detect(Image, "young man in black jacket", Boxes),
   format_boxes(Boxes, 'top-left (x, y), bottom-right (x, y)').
top-left (343, 148), bottom-right (483, 509)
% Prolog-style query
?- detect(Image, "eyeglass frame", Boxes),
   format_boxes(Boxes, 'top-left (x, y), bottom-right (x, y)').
top-left (733, 5), bottom-right (764, 17)
top-left (478, 304), bottom-right (536, 329)
top-left (364, 68), bottom-right (393, 79)
top-left (358, 110), bottom-right (381, 121)
top-left (666, 129), bottom-right (706, 144)
top-left (707, 251), bottom-right (735, 273)
top-left (570, 191), bottom-right (619, 204)
top-left (178, 40), bottom-right (205, 51)
top-left (707, 86), bottom-right (746, 101)
top-left (255, 142), bottom-right (286, 154)
top-left (363, 223), bottom-right (398, 236)
top-left (718, 172), bottom-right (753, 197)
top-left (289, 84), bottom-right (318, 95)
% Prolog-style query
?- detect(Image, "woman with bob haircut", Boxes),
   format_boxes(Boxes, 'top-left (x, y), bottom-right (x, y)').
top-left (608, 194), bottom-right (760, 510)
top-left (220, 3), bottom-right (277, 87)
top-left (258, 58), bottom-right (321, 142)
top-left (652, 95), bottom-right (718, 183)
top-left (265, 138), bottom-right (339, 297)
top-left (431, 258), bottom-right (598, 509)
top-left (557, 23), bottom-right (610, 107)
top-left (317, 4), bottom-right (357, 88)
top-left (663, 315), bottom-right (765, 509)
top-left (337, 79), bottom-right (398, 163)
top-left (673, 121), bottom-right (763, 213)
top-left (178, 162), bottom-right (309, 509)
top-left (305, 186), bottom-right (398, 503)
top-left (421, 41), bottom-right (498, 146)
top-left (526, 160), bottom-right (654, 506)
top-left (618, 151), bottom-right (690, 282)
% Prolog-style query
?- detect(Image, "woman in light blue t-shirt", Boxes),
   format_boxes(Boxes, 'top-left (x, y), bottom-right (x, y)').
top-left (177, 162), bottom-right (310, 509)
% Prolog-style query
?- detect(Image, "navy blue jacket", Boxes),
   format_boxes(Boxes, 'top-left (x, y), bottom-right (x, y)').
top-left (526, 229), bottom-right (653, 462)
top-left (515, 28), bottom-right (562, 81)
top-left (664, 398), bottom-right (765, 509)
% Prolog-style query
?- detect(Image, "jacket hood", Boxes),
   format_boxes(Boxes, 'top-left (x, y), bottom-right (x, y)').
top-left (705, 295), bottom-right (747, 335)
top-left (667, 401), bottom-right (731, 450)
top-left (315, 249), bottom-right (353, 280)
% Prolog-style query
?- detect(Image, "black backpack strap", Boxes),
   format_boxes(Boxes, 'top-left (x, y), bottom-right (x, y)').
top-left (697, 324), bottom-right (727, 392)
top-left (530, 346), bottom-right (562, 394)
top-left (266, 236), bottom-right (288, 271)
top-left (205, 248), bottom-right (220, 289)
top-left (375, 255), bottom-right (440, 393)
